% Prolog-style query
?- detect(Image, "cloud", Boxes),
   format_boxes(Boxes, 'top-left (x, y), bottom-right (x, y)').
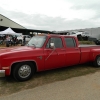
top-left (68, 0), bottom-right (100, 9)
top-left (0, 0), bottom-right (100, 31)
top-left (5, 11), bottom-right (97, 31)
top-left (0, 7), bottom-right (98, 31)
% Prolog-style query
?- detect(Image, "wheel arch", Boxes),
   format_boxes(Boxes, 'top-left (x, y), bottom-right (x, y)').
top-left (94, 54), bottom-right (100, 60)
top-left (10, 60), bottom-right (38, 75)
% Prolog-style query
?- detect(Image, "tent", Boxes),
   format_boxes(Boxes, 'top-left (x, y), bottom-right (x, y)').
top-left (0, 27), bottom-right (22, 35)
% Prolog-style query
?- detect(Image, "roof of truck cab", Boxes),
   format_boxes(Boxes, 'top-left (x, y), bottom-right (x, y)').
top-left (37, 34), bottom-right (77, 38)
top-left (79, 44), bottom-right (98, 47)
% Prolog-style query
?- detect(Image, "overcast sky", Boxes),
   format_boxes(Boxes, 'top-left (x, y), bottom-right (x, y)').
top-left (0, 0), bottom-right (100, 31)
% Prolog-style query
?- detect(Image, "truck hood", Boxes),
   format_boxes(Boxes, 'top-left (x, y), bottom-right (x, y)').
top-left (0, 46), bottom-right (34, 55)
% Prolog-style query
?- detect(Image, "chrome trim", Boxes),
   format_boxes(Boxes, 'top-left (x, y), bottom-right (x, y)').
top-left (10, 60), bottom-right (38, 74)
top-left (2, 67), bottom-right (9, 70)
top-left (0, 70), bottom-right (5, 77)
top-left (18, 64), bottom-right (31, 78)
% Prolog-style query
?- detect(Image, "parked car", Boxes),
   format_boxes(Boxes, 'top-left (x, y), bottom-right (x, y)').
top-left (67, 31), bottom-right (89, 40)
top-left (93, 39), bottom-right (100, 45)
top-left (17, 35), bottom-right (31, 44)
top-left (23, 35), bottom-right (31, 42)
top-left (66, 31), bottom-right (88, 36)
top-left (0, 35), bottom-right (100, 81)
top-left (16, 35), bottom-right (23, 44)
top-left (88, 37), bottom-right (100, 45)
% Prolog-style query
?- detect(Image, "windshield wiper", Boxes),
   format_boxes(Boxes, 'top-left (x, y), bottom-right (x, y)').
top-left (31, 44), bottom-right (36, 48)
top-left (26, 43), bottom-right (36, 48)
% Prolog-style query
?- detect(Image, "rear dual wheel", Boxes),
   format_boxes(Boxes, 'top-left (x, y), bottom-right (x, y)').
top-left (13, 62), bottom-right (35, 81)
top-left (94, 56), bottom-right (100, 67)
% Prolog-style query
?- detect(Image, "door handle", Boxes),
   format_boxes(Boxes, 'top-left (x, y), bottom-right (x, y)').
top-left (37, 56), bottom-right (42, 59)
top-left (61, 49), bottom-right (65, 51)
top-left (75, 48), bottom-right (79, 50)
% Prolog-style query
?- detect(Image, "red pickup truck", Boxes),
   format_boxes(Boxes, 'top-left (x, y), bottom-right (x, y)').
top-left (0, 34), bottom-right (100, 81)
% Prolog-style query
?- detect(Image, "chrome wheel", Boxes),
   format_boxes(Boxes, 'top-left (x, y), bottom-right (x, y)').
top-left (18, 65), bottom-right (31, 79)
top-left (94, 56), bottom-right (100, 67)
top-left (97, 57), bottom-right (100, 66)
top-left (13, 62), bottom-right (35, 81)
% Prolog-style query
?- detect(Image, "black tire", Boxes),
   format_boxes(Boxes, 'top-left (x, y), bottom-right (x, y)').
top-left (94, 56), bottom-right (100, 67)
top-left (13, 62), bottom-right (35, 81)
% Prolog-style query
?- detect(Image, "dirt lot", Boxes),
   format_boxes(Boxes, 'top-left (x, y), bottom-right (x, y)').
top-left (0, 63), bottom-right (100, 97)
top-left (0, 44), bottom-right (21, 48)
top-left (0, 70), bottom-right (100, 100)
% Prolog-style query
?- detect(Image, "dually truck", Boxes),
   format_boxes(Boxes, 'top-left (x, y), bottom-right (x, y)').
top-left (0, 34), bottom-right (100, 81)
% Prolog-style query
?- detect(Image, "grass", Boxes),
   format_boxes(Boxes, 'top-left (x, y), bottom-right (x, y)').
top-left (0, 44), bottom-right (21, 48)
top-left (0, 63), bottom-right (100, 97)
top-left (79, 41), bottom-right (95, 44)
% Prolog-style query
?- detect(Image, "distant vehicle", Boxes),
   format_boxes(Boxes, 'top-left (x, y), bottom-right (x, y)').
top-left (88, 37), bottom-right (97, 42)
top-left (51, 31), bottom-right (90, 38)
top-left (95, 39), bottom-right (100, 45)
top-left (66, 31), bottom-right (90, 41)
top-left (67, 31), bottom-right (90, 37)
top-left (17, 35), bottom-right (31, 44)
top-left (16, 35), bottom-right (23, 44)
top-left (81, 32), bottom-right (90, 37)
top-left (23, 35), bottom-right (31, 42)
top-left (88, 36), bottom-right (100, 45)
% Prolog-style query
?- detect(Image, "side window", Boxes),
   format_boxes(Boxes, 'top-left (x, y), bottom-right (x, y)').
top-left (46, 37), bottom-right (63, 48)
top-left (64, 38), bottom-right (76, 47)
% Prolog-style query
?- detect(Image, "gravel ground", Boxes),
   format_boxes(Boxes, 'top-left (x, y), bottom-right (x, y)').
top-left (0, 71), bottom-right (100, 100)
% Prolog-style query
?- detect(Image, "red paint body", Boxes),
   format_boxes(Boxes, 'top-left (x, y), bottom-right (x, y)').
top-left (0, 35), bottom-right (100, 76)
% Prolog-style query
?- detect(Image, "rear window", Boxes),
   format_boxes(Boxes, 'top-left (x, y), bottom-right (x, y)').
top-left (64, 37), bottom-right (76, 47)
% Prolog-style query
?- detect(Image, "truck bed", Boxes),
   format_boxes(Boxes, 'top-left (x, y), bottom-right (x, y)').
top-left (79, 44), bottom-right (99, 47)
top-left (79, 44), bottom-right (100, 64)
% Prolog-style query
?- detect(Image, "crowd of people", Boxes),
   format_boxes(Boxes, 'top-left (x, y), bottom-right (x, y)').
top-left (0, 35), bottom-right (26, 47)
top-left (5, 35), bottom-right (19, 47)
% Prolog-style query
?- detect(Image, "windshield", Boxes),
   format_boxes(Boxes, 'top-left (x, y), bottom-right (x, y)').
top-left (27, 36), bottom-right (47, 48)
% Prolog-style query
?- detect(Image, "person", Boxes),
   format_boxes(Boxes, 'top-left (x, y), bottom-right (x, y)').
top-left (23, 36), bottom-right (26, 45)
top-left (12, 35), bottom-right (17, 46)
top-left (10, 35), bottom-right (14, 46)
top-left (0, 39), bottom-right (3, 45)
top-left (15, 35), bottom-right (17, 45)
top-left (6, 35), bottom-right (10, 47)
top-left (1, 35), bottom-right (5, 45)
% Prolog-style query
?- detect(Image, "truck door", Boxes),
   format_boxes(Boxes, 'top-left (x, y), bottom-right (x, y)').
top-left (44, 37), bottom-right (66, 70)
top-left (64, 37), bottom-right (81, 66)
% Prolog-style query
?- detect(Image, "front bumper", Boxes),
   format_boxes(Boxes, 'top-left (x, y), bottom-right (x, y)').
top-left (0, 70), bottom-right (5, 77)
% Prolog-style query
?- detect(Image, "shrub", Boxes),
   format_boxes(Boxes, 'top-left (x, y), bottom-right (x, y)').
top-left (79, 41), bottom-right (95, 44)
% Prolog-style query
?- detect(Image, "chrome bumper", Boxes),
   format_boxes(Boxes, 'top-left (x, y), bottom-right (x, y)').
top-left (0, 70), bottom-right (5, 77)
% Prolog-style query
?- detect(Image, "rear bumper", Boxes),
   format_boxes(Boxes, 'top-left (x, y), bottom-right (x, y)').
top-left (0, 70), bottom-right (5, 77)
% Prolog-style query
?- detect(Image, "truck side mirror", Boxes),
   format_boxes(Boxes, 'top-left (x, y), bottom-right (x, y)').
top-left (50, 43), bottom-right (55, 49)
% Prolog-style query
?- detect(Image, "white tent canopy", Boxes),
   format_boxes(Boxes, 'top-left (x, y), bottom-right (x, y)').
top-left (0, 27), bottom-right (22, 35)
